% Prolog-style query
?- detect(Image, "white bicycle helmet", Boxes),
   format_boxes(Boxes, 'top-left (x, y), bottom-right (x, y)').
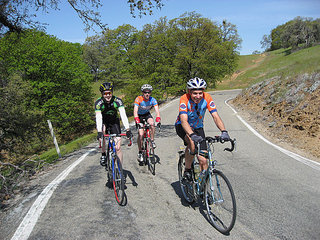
top-left (141, 84), bottom-right (153, 92)
top-left (186, 77), bottom-right (207, 90)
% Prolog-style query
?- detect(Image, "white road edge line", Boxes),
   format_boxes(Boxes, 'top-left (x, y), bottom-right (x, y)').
top-left (225, 98), bottom-right (320, 171)
top-left (11, 148), bottom-right (96, 240)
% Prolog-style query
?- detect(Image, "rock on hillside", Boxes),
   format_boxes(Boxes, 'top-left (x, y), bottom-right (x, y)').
top-left (231, 72), bottom-right (320, 160)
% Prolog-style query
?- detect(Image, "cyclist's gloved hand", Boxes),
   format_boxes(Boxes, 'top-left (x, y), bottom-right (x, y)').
top-left (156, 117), bottom-right (161, 127)
top-left (190, 133), bottom-right (203, 143)
top-left (221, 130), bottom-right (230, 141)
top-left (135, 117), bottom-right (142, 129)
top-left (126, 129), bottom-right (133, 138)
top-left (97, 132), bottom-right (103, 140)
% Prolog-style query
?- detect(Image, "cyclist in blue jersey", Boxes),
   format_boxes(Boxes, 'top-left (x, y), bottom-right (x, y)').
top-left (95, 82), bottom-right (132, 166)
top-left (134, 84), bottom-right (161, 163)
top-left (175, 77), bottom-right (231, 182)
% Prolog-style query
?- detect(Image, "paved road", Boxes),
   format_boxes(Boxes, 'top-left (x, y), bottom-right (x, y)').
top-left (2, 90), bottom-right (320, 240)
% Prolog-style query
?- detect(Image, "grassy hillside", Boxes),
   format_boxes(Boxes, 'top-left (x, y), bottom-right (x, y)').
top-left (216, 45), bottom-right (320, 90)
top-left (230, 45), bottom-right (320, 160)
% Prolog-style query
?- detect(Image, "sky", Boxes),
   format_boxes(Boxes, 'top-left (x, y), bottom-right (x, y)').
top-left (35, 0), bottom-right (320, 55)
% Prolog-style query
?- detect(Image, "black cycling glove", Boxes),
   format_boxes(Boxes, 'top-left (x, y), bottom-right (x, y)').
top-left (97, 132), bottom-right (103, 140)
top-left (190, 133), bottom-right (203, 143)
top-left (221, 130), bottom-right (230, 141)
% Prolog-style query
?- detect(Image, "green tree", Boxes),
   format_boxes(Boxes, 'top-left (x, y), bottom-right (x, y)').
top-left (169, 12), bottom-right (238, 91)
top-left (265, 17), bottom-right (320, 52)
top-left (0, 29), bottom-right (94, 142)
top-left (260, 34), bottom-right (271, 51)
top-left (83, 24), bottom-right (138, 88)
top-left (219, 20), bottom-right (242, 52)
top-left (0, 75), bottom-right (48, 163)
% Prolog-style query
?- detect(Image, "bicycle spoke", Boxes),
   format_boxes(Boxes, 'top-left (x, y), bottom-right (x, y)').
top-left (147, 139), bottom-right (156, 175)
top-left (204, 170), bottom-right (236, 234)
top-left (112, 155), bottom-right (125, 205)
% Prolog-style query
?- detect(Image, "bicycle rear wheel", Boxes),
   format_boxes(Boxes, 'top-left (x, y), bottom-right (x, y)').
top-left (147, 138), bottom-right (156, 175)
top-left (112, 155), bottom-right (125, 205)
top-left (204, 170), bottom-right (236, 234)
top-left (178, 153), bottom-right (195, 204)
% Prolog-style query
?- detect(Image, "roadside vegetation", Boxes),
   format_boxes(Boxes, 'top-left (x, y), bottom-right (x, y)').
top-left (0, 12), bottom-right (240, 202)
top-left (1, 12), bottom-right (319, 204)
top-left (229, 45), bottom-right (320, 160)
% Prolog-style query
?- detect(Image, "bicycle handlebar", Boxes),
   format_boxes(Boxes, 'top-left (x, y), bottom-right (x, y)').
top-left (99, 133), bottom-right (133, 147)
top-left (206, 136), bottom-right (236, 152)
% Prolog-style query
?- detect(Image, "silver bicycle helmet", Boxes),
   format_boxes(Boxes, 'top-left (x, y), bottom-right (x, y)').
top-left (186, 77), bottom-right (207, 90)
top-left (141, 84), bottom-right (153, 92)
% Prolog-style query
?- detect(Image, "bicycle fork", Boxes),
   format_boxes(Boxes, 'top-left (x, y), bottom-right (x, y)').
top-left (208, 170), bottom-right (224, 205)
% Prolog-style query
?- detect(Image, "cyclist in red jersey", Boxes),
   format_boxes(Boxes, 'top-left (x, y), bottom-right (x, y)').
top-left (175, 77), bottom-right (231, 182)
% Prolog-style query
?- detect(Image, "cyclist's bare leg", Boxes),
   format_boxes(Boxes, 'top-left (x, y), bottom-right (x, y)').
top-left (184, 135), bottom-right (208, 170)
top-left (148, 117), bottom-right (155, 140)
top-left (184, 135), bottom-right (195, 169)
top-left (197, 154), bottom-right (208, 171)
top-left (137, 128), bottom-right (144, 151)
top-left (115, 137), bottom-right (123, 164)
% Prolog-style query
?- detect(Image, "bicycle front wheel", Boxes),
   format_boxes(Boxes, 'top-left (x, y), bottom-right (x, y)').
top-left (178, 153), bottom-right (195, 204)
top-left (204, 170), bottom-right (236, 234)
top-left (112, 155), bottom-right (125, 205)
top-left (147, 138), bottom-right (156, 175)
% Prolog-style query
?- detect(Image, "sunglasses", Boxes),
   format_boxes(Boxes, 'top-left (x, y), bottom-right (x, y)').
top-left (103, 91), bottom-right (112, 96)
top-left (143, 91), bottom-right (151, 94)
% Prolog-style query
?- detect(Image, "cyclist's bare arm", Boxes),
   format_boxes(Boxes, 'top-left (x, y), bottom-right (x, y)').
top-left (154, 104), bottom-right (161, 119)
top-left (133, 104), bottom-right (139, 119)
top-left (210, 111), bottom-right (226, 132)
top-left (180, 114), bottom-right (194, 137)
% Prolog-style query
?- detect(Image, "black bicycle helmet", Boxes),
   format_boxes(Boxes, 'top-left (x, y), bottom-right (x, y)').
top-left (99, 82), bottom-right (113, 92)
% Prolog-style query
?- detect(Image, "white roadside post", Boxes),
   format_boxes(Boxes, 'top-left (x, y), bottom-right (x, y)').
top-left (47, 120), bottom-right (61, 158)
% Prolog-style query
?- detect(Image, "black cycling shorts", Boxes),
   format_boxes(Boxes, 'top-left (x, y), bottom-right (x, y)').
top-left (175, 124), bottom-right (207, 150)
top-left (104, 119), bottom-right (121, 134)
top-left (138, 112), bottom-right (153, 124)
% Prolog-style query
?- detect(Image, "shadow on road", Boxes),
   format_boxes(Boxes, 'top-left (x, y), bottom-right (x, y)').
top-left (124, 169), bottom-right (138, 187)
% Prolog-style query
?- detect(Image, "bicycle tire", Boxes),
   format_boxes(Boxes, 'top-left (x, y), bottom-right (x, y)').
top-left (178, 153), bottom-right (195, 204)
top-left (142, 139), bottom-right (148, 165)
top-left (204, 169), bottom-right (236, 234)
top-left (112, 155), bottom-right (125, 205)
top-left (147, 138), bottom-right (156, 175)
top-left (106, 150), bottom-right (112, 183)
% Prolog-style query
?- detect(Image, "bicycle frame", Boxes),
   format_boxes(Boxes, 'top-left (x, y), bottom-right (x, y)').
top-left (194, 137), bottom-right (235, 198)
top-left (99, 133), bottom-right (131, 205)
top-left (178, 136), bottom-right (236, 233)
top-left (138, 120), bottom-right (158, 175)
top-left (143, 124), bottom-right (151, 158)
top-left (106, 135), bottom-right (119, 181)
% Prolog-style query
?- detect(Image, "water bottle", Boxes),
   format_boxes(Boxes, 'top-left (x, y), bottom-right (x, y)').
top-left (194, 162), bottom-right (200, 180)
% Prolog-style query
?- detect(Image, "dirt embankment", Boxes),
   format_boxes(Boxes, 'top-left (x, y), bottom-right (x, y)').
top-left (231, 72), bottom-right (320, 161)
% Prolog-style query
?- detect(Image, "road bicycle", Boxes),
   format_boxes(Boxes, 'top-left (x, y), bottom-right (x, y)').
top-left (178, 136), bottom-right (236, 234)
top-left (138, 120), bottom-right (160, 175)
top-left (100, 133), bottom-right (132, 205)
